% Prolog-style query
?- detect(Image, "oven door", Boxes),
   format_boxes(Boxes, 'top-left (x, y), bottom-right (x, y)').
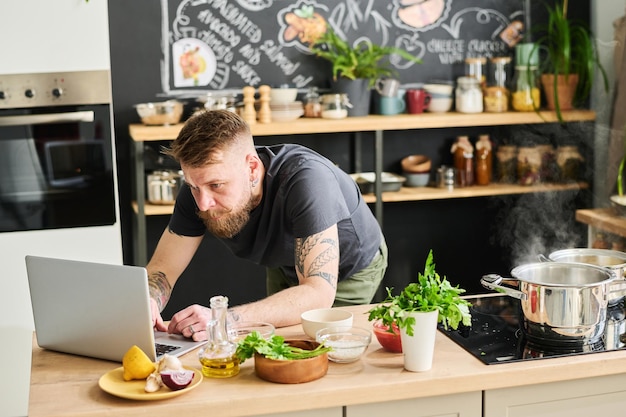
top-left (0, 104), bottom-right (116, 232)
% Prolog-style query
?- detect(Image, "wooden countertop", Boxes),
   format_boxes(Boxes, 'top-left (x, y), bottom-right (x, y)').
top-left (28, 301), bottom-right (626, 417)
top-left (576, 207), bottom-right (626, 238)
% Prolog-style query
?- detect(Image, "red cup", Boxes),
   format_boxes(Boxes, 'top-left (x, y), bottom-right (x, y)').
top-left (406, 89), bottom-right (432, 114)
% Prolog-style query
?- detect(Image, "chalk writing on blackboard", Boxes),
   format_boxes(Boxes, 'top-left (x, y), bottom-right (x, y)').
top-left (160, 0), bottom-right (523, 96)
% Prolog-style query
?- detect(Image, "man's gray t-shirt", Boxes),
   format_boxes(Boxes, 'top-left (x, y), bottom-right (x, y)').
top-left (169, 144), bottom-right (382, 283)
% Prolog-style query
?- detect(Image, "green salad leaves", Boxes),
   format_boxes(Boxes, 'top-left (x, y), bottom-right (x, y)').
top-left (367, 250), bottom-right (472, 336)
top-left (235, 332), bottom-right (332, 363)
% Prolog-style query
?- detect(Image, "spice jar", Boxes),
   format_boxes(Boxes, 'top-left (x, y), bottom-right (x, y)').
top-left (451, 135), bottom-right (474, 186)
top-left (517, 146), bottom-right (542, 185)
top-left (496, 145), bottom-right (517, 183)
top-left (484, 57), bottom-right (511, 112)
top-left (303, 87), bottom-right (322, 118)
top-left (321, 93), bottom-right (351, 119)
top-left (455, 77), bottom-right (483, 113)
top-left (556, 145), bottom-right (584, 182)
top-left (475, 135), bottom-right (492, 185)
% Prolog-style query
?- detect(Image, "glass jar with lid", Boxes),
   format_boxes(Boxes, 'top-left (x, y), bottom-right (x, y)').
top-left (321, 94), bottom-right (351, 119)
top-left (465, 57), bottom-right (487, 88)
top-left (511, 43), bottom-right (541, 111)
top-left (484, 56), bottom-right (511, 112)
top-left (303, 87), bottom-right (322, 118)
top-left (455, 77), bottom-right (483, 113)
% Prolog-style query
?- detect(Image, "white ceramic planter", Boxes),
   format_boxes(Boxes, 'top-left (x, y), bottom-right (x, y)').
top-left (399, 310), bottom-right (439, 372)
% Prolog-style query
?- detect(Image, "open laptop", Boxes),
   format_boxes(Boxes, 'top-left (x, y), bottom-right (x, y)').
top-left (25, 255), bottom-right (206, 362)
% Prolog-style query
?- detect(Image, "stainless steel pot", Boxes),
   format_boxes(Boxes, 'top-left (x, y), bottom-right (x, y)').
top-left (544, 248), bottom-right (626, 305)
top-left (146, 170), bottom-right (183, 205)
top-left (481, 262), bottom-right (616, 344)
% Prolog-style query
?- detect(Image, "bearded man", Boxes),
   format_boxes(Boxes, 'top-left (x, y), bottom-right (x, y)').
top-left (147, 110), bottom-right (387, 341)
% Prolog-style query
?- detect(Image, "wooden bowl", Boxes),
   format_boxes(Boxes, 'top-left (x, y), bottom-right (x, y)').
top-left (254, 340), bottom-right (328, 384)
top-left (401, 155), bottom-right (432, 173)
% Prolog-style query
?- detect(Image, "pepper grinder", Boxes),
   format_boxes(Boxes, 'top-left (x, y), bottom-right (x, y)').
top-left (241, 86), bottom-right (257, 125)
top-left (257, 85), bottom-right (272, 124)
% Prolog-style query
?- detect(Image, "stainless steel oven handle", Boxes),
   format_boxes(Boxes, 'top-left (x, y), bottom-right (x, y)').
top-left (0, 111), bottom-right (95, 126)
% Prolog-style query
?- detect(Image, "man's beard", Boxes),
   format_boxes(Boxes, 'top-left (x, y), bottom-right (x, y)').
top-left (198, 195), bottom-right (258, 238)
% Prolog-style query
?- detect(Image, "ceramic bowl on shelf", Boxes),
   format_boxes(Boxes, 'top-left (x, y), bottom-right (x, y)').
top-left (134, 100), bottom-right (184, 125)
top-left (253, 340), bottom-right (328, 384)
top-left (349, 172), bottom-right (406, 194)
top-left (316, 326), bottom-right (372, 363)
top-left (301, 308), bottom-right (353, 339)
top-left (270, 87), bottom-right (298, 105)
top-left (403, 172), bottom-right (430, 187)
top-left (401, 155), bottom-right (432, 173)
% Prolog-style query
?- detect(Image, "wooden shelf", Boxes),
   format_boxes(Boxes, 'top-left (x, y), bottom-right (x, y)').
top-left (129, 110), bottom-right (597, 141)
top-left (134, 182), bottom-right (588, 216)
top-left (576, 208), bottom-right (626, 238)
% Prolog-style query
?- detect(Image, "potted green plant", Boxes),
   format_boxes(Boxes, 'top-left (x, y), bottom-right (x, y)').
top-left (531, 0), bottom-right (607, 121)
top-left (367, 250), bottom-right (471, 371)
top-left (309, 27), bottom-right (420, 116)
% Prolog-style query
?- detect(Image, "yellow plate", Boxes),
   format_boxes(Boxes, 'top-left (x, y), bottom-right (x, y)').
top-left (98, 366), bottom-right (202, 400)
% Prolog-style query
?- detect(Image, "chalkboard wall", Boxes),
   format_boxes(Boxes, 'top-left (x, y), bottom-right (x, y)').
top-left (160, 0), bottom-right (525, 96)
top-left (108, 0), bottom-right (592, 314)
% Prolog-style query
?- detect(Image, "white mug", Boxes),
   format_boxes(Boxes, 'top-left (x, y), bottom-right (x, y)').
top-left (375, 78), bottom-right (400, 97)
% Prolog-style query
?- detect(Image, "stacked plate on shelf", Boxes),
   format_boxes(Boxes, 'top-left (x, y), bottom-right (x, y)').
top-left (270, 101), bottom-right (304, 122)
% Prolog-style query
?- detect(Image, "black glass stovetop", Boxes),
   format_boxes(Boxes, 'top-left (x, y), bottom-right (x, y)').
top-left (438, 295), bottom-right (626, 365)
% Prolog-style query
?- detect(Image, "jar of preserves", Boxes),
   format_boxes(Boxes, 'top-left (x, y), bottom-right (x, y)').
top-left (475, 135), bottom-right (492, 185)
top-left (321, 94), bottom-right (351, 119)
top-left (455, 77), bottom-right (483, 113)
top-left (451, 135), bottom-right (474, 186)
top-left (556, 145), bottom-right (584, 182)
top-left (517, 146), bottom-right (542, 185)
top-left (303, 87), bottom-right (322, 118)
top-left (496, 145), bottom-right (518, 183)
top-left (484, 57), bottom-right (511, 112)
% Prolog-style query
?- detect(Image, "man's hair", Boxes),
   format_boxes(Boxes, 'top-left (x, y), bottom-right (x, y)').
top-left (163, 109), bottom-right (252, 167)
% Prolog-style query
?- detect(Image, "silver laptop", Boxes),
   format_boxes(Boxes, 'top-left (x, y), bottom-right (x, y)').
top-left (25, 255), bottom-right (206, 362)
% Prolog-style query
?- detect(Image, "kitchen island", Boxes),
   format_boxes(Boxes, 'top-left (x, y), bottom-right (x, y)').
top-left (28, 301), bottom-right (626, 417)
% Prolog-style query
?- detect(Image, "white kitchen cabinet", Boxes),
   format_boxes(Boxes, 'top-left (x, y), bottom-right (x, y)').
top-left (483, 373), bottom-right (626, 417)
top-left (258, 407), bottom-right (342, 417)
top-left (346, 391), bottom-right (481, 417)
top-left (129, 110), bottom-right (595, 265)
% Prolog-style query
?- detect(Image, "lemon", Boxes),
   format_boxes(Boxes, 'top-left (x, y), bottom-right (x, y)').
top-left (122, 345), bottom-right (156, 381)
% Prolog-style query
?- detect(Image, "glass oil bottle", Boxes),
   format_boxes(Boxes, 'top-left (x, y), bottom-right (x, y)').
top-left (198, 295), bottom-right (239, 378)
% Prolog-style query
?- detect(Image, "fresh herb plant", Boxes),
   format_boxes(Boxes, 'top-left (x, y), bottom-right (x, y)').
top-left (309, 27), bottom-right (421, 88)
top-left (235, 332), bottom-right (332, 363)
top-left (367, 250), bottom-right (472, 336)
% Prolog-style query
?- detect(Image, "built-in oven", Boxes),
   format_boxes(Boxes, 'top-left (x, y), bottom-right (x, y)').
top-left (0, 70), bottom-right (116, 232)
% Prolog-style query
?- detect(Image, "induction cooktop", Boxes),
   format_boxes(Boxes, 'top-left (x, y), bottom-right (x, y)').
top-left (438, 294), bottom-right (626, 365)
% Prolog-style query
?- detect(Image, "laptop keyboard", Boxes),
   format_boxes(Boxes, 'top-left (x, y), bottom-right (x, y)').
top-left (155, 343), bottom-right (180, 357)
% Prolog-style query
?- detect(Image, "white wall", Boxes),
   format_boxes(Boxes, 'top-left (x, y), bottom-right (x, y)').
top-left (591, 0), bottom-right (626, 205)
top-left (0, 0), bottom-right (110, 74)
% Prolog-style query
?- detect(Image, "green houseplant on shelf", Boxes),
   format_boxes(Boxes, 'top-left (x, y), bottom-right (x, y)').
top-left (531, 0), bottom-right (607, 121)
top-left (367, 250), bottom-right (471, 371)
top-left (309, 27), bottom-right (420, 116)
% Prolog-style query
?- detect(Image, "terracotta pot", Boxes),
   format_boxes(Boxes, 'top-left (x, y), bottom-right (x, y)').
top-left (372, 321), bottom-right (402, 353)
top-left (541, 73), bottom-right (579, 111)
top-left (253, 340), bottom-right (328, 384)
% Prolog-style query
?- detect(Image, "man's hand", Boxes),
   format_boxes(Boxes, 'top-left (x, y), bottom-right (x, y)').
top-left (150, 298), bottom-right (167, 332)
top-left (167, 304), bottom-right (212, 341)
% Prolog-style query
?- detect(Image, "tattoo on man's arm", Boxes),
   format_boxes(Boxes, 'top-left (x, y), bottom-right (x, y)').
top-left (296, 234), bottom-right (338, 288)
top-left (148, 271), bottom-right (172, 312)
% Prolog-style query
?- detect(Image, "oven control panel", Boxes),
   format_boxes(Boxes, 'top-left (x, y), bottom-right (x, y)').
top-left (0, 70), bottom-right (111, 109)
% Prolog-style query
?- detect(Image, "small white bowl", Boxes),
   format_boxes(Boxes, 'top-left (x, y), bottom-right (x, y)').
top-left (301, 308), bottom-right (353, 339)
top-left (270, 88), bottom-right (298, 105)
top-left (316, 326), bottom-right (372, 363)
